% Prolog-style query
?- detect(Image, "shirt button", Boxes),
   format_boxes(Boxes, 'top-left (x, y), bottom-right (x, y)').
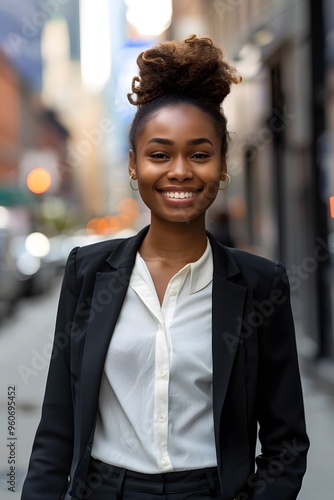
top-left (160, 371), bottom-right (167, 379)
top-left (161, 458), bottom-right (169, 466)
top-left (170, 288), bottom-right (177, 296)
top-left (157, 415), bottom-right (166, 423)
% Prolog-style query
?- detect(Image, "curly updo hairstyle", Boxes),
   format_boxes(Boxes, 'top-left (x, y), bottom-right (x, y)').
top-left (128, 34), bottom-right (241, 158)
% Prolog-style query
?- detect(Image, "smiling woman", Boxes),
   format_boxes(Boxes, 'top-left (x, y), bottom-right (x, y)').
top-left (21, 35), bottom-right (309, 500)
top-left (128, 105), bottom-right (225, 230)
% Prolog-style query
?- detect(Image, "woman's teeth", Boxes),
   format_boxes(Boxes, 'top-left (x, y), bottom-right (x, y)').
top-left (163, 192), bottom-right (196, 199)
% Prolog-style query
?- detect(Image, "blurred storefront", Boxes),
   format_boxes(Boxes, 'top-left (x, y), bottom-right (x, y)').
top-left (0, 2), bottom-right (78, 313)
top-left (0, 2), bottom-right (80, 226)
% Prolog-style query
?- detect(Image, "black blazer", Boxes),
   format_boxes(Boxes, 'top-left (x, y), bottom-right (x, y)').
top-left (21, 226), bottom-right (309, 500)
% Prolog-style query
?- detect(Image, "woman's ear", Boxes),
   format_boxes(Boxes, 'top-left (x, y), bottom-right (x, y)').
top-left (128, 150), bottom-right (137, 179)
top-left (220, 159), bottom-right (227, 180)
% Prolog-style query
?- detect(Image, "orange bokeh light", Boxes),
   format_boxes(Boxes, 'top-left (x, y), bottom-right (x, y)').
top-left (117, 197), bottom-right (140, 221)
top-left (26, 168), bottom-right (52, 194)
top-left (227, 196), bottom-right (247, 219)
top-left (330, 196), bottom-right (334, 218)
top-left (86, 213), bottom-right (135, 235)
top-left (86, 218), bottom-right (101, 234)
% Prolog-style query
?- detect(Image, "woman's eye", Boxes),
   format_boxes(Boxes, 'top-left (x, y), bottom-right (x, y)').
top-left (192, 152), bottom-right (210, 159)
top-left (150, 152), bottom-right (168, 159)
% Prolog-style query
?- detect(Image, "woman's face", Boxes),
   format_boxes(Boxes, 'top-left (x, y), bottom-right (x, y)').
top-left (129, 103), bottom-right (226, 225)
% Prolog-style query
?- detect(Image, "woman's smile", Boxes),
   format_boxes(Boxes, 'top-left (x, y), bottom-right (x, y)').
top-left (158, 186), bottom-right (201, 207)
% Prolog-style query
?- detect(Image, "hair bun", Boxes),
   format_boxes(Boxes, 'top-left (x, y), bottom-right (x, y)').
top-left (128, 34), bottom-right (241, 108)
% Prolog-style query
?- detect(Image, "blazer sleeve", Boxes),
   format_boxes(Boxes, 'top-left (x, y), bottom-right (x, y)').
top-left (21, 247), bottom-right (79, 500)
top-left (251, 262), bottom-right (309, 500)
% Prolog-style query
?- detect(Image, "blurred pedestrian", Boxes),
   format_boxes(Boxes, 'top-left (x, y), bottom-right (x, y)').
top-left (21, 35), bottom-right (309, 500)
top-left (210, 210), bottom-right (235, 247)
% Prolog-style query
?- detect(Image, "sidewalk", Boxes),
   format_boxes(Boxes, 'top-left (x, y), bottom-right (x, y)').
top-left (297, 329), bottom-right (334, 395)
top-left (295, 324), bottom-right (334, 499)
top-left (298, 367), bottom-right (334, 499)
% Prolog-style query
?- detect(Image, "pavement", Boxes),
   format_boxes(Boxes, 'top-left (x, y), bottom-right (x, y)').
top-left (0, 279), bottom-right (333, 499)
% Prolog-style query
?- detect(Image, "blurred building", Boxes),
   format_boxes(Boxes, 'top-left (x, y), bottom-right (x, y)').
top-left (0, 47), bottom-right (74, 312)
top-left (0, 50), bottom-right (20, 187)
top-left (170, 0), bottom-right (334, 363)
top-left (0, 48), bottom-right (74, 228)
top-left (0, 1), bottom-right (81, 234)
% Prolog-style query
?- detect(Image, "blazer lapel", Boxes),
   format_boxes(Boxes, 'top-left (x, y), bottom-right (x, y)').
top-left (208, 235), bottom-right (247, 447)
top-left (77, 227), bottom-right (149, 453)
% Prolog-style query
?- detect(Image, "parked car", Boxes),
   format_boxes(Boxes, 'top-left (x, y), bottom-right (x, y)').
top-left (10, 232), bottom-right (58, 296)
top-left (0, 228), bottom-right (23, 319)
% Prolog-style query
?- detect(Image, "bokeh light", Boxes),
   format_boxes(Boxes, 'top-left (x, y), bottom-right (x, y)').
top-left (227, 196), bottom-right (247, 219)
top-left (26, 168), bottom-right (52, 194)
top-left (16, 253), bottom-right (41, 277)
top-left (25, 232), bottom-right (51, 258)
top-left (125, 0), bottom-right (172, 37)
top-left (117, 197), bottom-right (139, 222)
top-left (0, 206), bottom-right (10, 228)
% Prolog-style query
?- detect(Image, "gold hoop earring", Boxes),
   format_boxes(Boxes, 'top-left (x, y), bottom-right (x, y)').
top-left (219, 173), bottom-right (231, 190)
top-left (129, 175), bottom-right (139, 191)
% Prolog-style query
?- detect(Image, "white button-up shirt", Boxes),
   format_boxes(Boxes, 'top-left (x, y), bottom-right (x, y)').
top-left (92, 240), bottom-right (217, 473)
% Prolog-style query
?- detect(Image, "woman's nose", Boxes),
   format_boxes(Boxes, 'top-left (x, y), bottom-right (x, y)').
top-left (167, 157), bottom-right (193, 181)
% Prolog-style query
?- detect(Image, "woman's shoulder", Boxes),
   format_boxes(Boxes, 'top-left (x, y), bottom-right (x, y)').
top-left (64, 235), bottom-right (134, 278)
top-left (228, 246), bottom-right (282, 273)
top-left (218, 243), bottom-right (286, 287)
top-left (219, 246), bottom-right (290, 305)
top-left (74, 236), bottom-right (126, 263)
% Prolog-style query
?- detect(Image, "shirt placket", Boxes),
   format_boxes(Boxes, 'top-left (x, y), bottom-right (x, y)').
top-left (153, 271), bottom-right (188, 470)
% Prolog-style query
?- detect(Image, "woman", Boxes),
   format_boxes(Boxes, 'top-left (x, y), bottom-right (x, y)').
top-left (21, 35), bottom-right (309, 500)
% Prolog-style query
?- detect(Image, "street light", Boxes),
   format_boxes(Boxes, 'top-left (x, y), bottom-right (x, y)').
top-left (80, 0), bottom-right (112, 92)
top-left (233, 43), bottom-right (262, 80)
top-left (252, 28), bottom-right (275, 48)
top-left (125, 0), bottom-right (172, 37)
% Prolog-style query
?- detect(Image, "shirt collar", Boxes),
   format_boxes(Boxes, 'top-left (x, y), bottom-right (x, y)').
top-left (186, 238), bottom-right (213, 294)
top-left (132, 238), bottom-right (213, 296)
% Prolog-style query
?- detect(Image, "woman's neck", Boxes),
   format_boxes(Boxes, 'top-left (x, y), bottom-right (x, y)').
top-left (139, 216), bottom-right (207, 264)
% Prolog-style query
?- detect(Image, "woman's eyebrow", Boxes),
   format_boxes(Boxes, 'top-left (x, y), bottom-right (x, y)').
top-left (146, 137), bottom-right (213, 146)
top-left (147, 138), bottom-right (174, 145)
top-left (187, 138), bottom-right (213, 146)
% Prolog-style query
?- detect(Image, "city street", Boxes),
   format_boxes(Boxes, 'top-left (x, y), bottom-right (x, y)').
top-left (0, 279), bottom-right (333, 500)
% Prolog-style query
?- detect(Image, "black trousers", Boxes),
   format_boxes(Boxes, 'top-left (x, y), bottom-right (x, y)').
top-left (86, 458), bottom-right (222, 500)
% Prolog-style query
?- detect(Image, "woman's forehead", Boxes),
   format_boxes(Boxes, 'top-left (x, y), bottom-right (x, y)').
top-left (138, 104), bottom-right (220, 142)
